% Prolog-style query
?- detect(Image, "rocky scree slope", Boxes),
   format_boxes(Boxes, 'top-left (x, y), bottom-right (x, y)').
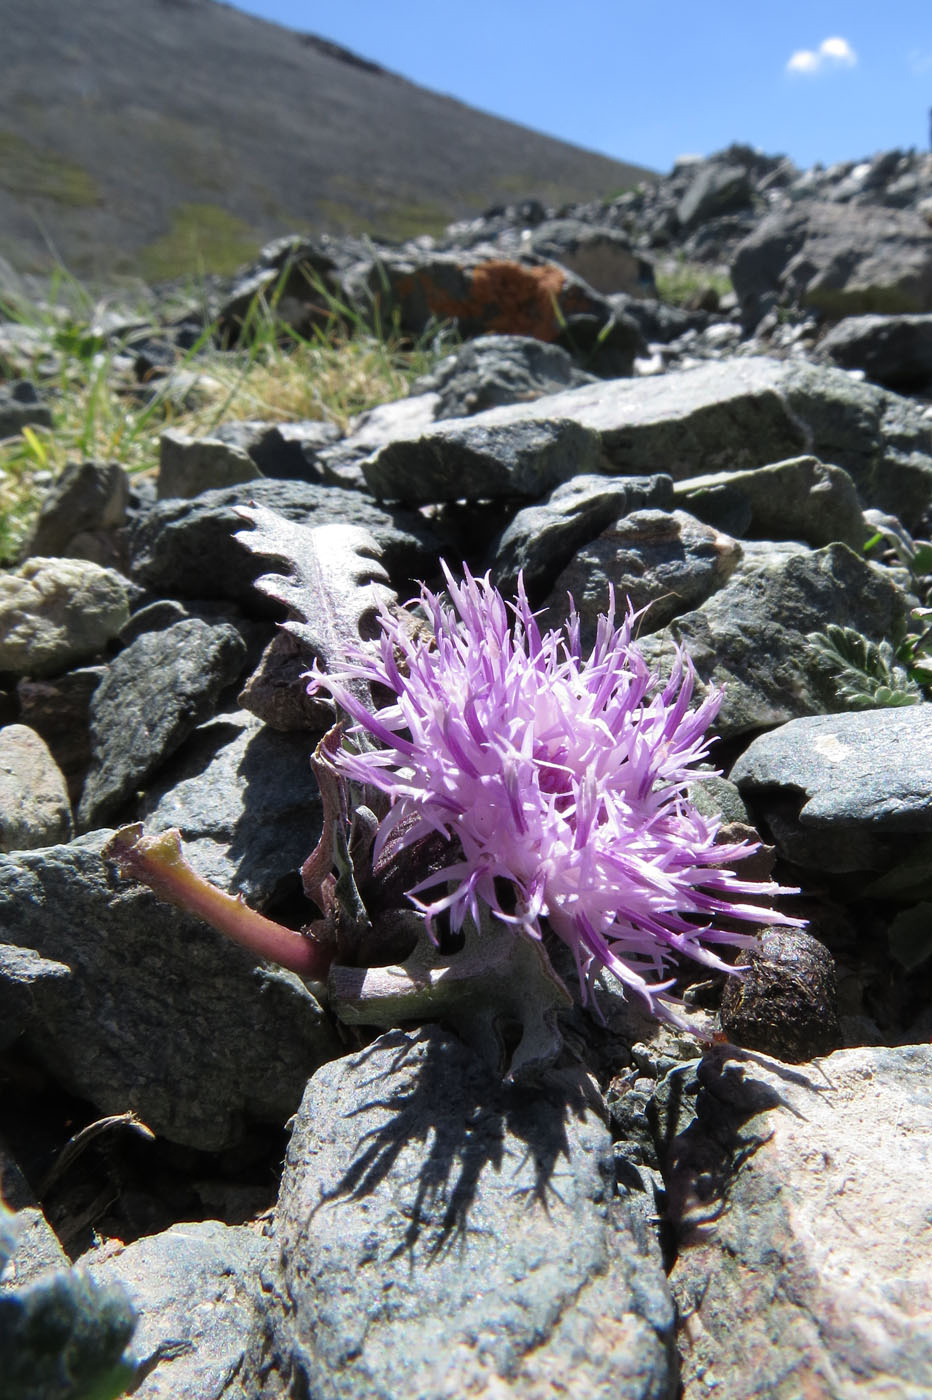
top-left (1, 142), bottom-right (932, 1400)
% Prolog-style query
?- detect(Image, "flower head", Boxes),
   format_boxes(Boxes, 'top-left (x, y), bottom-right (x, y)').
top-left (310, 564), bottom-right (800, 1023)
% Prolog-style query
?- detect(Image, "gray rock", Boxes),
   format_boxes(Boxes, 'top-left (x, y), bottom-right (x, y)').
top-left (157, 429), bottom-right (260, 499)
top-left (0, 830), bottom-right (340, 1150)
top-left (546, 508), bottom-right (742, 637)
top-left (214, 418), bottom-right (343, 480)
top-left (77, 618), bottom-right (247, 831)
top-left (0, 724), bottom-right (73, 851)
top-left (732, 200), bottom-right (932, 326)
top-left (491, 471), bottom-right (675, 598)
top-left (25, 460), bottom-right (130, 566)
top-left (363, 416), bottom-right (605, 503)
top-left (0, 1206), bottom-right (137, 1400)
top-left (730, 705), bottom-right (932, 871)
top-left (83, 1221), bottom-right (269, 1400)
top-left (250, 1026), bottom-right (676, 1400)
top-left (0, 944), bottom-right (70, 1050)
top-left (669, 1045), bottom-right (932, 1399)
top-left (677, 162), bottom-right (752, 230)
top-left (0, 1144), bottom-right (69, 1288)
top-left (525, 219), bottom-right (654, 295)
top-left (0, 380), bottom-right (52, 438)
top-left (469, 355), bottom-right (932, 524)
top-left (139, 710), bottom-right (323, 907)
top-left (637, 542), bottom-right (909, 737)
top-left (818, 312), bottom-right (932, 391)
top-left (411, 333), bottom-right (594, 419)
top-left (128, 478), bottom-right (440, 604)
top-left (0, 558), bottom-right (130, 678)
top-left (674, 455), bottom-right (866, 549)
top-left (15, 665), bottom-right (105, 806)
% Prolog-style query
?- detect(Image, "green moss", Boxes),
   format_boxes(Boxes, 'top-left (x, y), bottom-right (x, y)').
top-left (0, 131), bottom-right (100, 206)
top-left (138, 203), bottom-right (261, 280)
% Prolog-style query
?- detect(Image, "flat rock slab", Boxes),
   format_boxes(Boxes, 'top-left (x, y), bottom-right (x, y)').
top-left (77, 617), bottom-right (247, 831)
top-left (83, 1221), bottom-right (269, 1400)
top-left (669, 1044), bottom-right (932, 1399)
top-left (253, 1026), bottom-right (677, 1400)
top-left (730, 705), bottom-right (932, 871)
top-left (0, 832), bottom-right (339, 1151)
top-left (420, 355), bottom-right (932, 526)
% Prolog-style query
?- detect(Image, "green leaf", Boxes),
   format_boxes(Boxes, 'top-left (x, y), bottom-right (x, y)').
top-left (887, 903), bottom-right (932, 971)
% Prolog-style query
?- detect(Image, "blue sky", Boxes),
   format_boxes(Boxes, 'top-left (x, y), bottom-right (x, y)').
top-left (226, 1), bottom-right (932, 174)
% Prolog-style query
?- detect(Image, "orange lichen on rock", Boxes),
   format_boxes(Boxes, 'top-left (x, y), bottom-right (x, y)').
top-left (399, 259), bottom-right (570, 340)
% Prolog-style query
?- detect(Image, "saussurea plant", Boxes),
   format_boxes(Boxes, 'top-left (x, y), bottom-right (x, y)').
top-left (106, 511), bottom-right (802, 1075)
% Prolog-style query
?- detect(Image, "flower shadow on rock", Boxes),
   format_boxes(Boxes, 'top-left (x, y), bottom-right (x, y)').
top-left (309, 1028), bottom-right (596, 1260)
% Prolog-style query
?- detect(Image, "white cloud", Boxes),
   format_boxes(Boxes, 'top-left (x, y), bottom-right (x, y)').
top-left (786, 36), bottom-right (858, 76)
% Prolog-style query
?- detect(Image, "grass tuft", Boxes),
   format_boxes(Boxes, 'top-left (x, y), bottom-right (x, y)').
top-left (0, 268), bottom-right (452, 563)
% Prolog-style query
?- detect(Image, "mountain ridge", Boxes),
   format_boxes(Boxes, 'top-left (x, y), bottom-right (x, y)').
top-left (0, 0), bottom-right (654, 281)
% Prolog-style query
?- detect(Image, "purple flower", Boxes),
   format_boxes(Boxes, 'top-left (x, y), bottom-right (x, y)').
top-left (310, 564), bottom-right (801, 1023)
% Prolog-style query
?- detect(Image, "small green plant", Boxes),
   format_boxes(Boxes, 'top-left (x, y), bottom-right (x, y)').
top-left (653, 255), bottom-right (733, 307)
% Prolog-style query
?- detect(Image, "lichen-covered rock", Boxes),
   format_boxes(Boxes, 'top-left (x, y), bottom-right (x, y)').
top-left (669, 1044), bottom-right (932, 1399)
top-left (0, 558), bottom-right (130, 678)
top-left (248, 1026), bottom-right (677, 1400)
top-left (637, 541), bottom-right (910, 736)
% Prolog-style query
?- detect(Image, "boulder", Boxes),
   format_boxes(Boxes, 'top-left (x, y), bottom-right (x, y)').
top-left (0, 558), bottom-right (130, 679)
top-left (411, 333), bottom-right (594, 418)
top-left (545, 508), bottom-right (742, 637)
top-left (25, 460), bottom-right (130, 567)
top-left (730, 704), bottom-right (932, 872)
top-left (818, 312), bottom-right (932, 391)
top-left (637, 541), bottom-right (910, 737)
top-left (732, 200), bottom-right (932, 326)
top-left (157, 429), bottom-right (260, 499)
top-left (362, 416), bottom-right (604, 503)
top-left (490, 471), bottom-right (674, 598)
top-left (674, 455), bottom-right (866, 549)
top-left (138, 709), bottom-right (324, 907)
top-left (524, 219), bottom-right (655, 296)
top-left (247, 1026), bottom-right (677, 1400)
top-left (669, 1045), bottom-right (932, 1399)
top-left (83, 1221), bottom-right (269, 1400)
top-left (0, 831), bottom-right (340, 1151)
top-left (127, 478), bottom-right (441, 604)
